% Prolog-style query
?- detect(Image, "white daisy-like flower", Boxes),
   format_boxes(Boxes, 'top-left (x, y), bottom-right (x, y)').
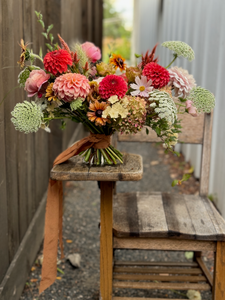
top-left (130, 76), bottom-right (153, 97)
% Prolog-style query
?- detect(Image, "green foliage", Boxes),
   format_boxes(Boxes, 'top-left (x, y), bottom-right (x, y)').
top-left (70, 98), bottom-right (83, 111)
top-left (35, 11), bottom-right (55, 48)
top-left (60, 120), bottom-right (66, 130)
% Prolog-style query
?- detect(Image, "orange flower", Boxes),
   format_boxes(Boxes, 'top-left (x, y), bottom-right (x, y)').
top-left (109, 54), bottom-right (126, 71)
top-left (87, 101), bottom-right (110, 126)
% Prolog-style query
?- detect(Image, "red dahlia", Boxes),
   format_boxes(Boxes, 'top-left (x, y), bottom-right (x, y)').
top-left (43, 49), bottom-right (73, 76)
top-left (142, 62), bottom-right (170, 89)
top-left (99, 74), bottom-right (128, 99)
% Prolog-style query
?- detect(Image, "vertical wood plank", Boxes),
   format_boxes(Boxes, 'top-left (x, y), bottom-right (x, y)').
top-left (100, 181), bottom-right (114, 300)
top-left (15, 0), bottom-right (28, 241)
top-left (213, 241), bottom-right (225, 299)
top-left (87, 0), bottom-right (93, 41)
top-left (0, 0), bottom-right (10, 282)
top-left (23, 0), bottom-right (36, 225)
top-left (200, 112), bottom-right (213, 196)
top-left (2, 0), bottom-right (20, 261)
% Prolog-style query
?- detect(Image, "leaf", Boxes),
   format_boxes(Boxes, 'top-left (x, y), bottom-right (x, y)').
top-left (39, 47), bottom-right (43, 58)
top-left (35, 11), bottom-right (40, 18)
top-left (173, 151), bottom-right (180, 157)
top-left (186, 166), bottom-right (194, 174)
top-left (60, 120), bottom-right (66, 130)
top-left (57, 267), bottom-right (65, 274)
top-left (70, 98), bottom-right (83, 111)
top-left (38, 19), bottom-right (45, 29)
top-left (146, 127), bottom-right (149, 135)
top-left (46, 43), bottom-right (53, 51)
top-left (66, 239), bottom-right (73, 243)
top-left (185, 251), bottom-right (194, 260)
top-left (171, 179), bottom-right (179, 187)
top-left (42, 32), bottom-right (48, 39)
top-left (182, 173), bottom-right (191, 182)
top-left (154, 127), bottom-right (161, 136)
top-left (47, 24), bottom-right (54, 33)
top-left (49, 33), bottom-right (54, 43)
top-left (135, 53), bottom-right (142, 58)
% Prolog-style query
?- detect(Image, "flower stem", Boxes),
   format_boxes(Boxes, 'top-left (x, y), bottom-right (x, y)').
top-left (30, 53), bottom-right (43, 63)
top-left (165, 54), bottom-right (178, 69)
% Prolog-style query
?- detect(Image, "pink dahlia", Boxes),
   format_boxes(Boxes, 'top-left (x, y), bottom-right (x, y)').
top-left (99, 75), bottom-right (128, 99)
top-left (53, 73), bottom-right (90, 102)
top-left (25, 69), bottom-right (50, 98)
top-left (81, 42), bottom-right (101, 63)
top-left (142, 62), bottom-right (170, 89)
top-left (168, 67), bottom-right (196, 98)
top-left (43, 49), bottom-right (73, 76)
top-left (130, 75), bottom-right (153, 97)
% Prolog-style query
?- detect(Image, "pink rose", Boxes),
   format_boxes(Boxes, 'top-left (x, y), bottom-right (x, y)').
top-left (25, 69), bottom-right (50, 98)
top-left (186, 100), bottom-right (198, 117)
top-left (81, 42), bottom-right (101, 63)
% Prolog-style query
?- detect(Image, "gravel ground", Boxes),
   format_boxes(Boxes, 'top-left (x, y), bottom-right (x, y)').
top-left (20, 142), bottom-right (213, 300)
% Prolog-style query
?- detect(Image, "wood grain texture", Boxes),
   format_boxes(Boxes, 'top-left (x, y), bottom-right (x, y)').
top-left (113, 273), bottom-right (207, 282)
top-left (100, 182), bottom-right (114, 300)
top-left (113, 298), bottom-right (187, 300)
top-left (113, 192), bottom-right (225, 241)
top-left (213, 241), bottom-right (225, 300)
top-left (114, 261), bottom-right (198, 267)
top-left (195, 253), bottom-right (213, 286)
top-left (0, 193), bottom-right (46, 300)
top-left (113, 280), bottom-right (211, 291)
top-left (118, 114), bottom-right (205, 144)
top-left (0, 0), bottom-right (10, 282)
top-left (51, 153), bottom-right (143, 181)
top-left (200, 112), bottom-right (213, 196)
top-left (2, 0), bottom-right (19, 261)
top-left (114, 266), bottom-right (203, 275)
top-left (114, 237), bottom-right (216, 251)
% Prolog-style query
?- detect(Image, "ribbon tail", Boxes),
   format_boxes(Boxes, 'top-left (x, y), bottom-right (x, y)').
top-left (58, 181), bottom-right (64, 259)
top-left (39, 179), bottom-right (62, 294)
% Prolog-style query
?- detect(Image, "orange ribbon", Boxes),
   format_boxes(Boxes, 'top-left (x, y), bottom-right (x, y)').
top-left (39, 133), bottom-right (111, 294)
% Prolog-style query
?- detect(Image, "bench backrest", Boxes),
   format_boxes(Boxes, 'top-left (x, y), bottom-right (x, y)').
top-left (117, 113), bottom-right (213, 196)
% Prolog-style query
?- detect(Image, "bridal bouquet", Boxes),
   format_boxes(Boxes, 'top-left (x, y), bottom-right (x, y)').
top-left (12, 11), bottom-right (215, 166)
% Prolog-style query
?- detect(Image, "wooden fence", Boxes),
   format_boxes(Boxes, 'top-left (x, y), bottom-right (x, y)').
top-left (0, 0), bottom-right (103, 299)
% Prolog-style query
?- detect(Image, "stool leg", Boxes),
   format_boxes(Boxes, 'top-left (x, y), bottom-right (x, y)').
top-left (100, 181), bottom-right (114, 300)
top-left (213, 241), bottom-right (225, 299)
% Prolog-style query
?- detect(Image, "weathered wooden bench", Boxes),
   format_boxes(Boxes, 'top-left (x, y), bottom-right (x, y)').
top-left (112, 113), bottom-right (225, 300)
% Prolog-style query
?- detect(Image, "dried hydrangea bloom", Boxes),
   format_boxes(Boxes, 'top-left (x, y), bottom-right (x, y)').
top-left (161, 41), bottom-right (195, 61)
top-left (168, 67), bottom-right (196, 98)
top-left (149, 90), bottom-right (177, 124)
top-left (187, 86), bottom-right (215, 113)
top-left (96, 62), bottom-right (116, 76)
top-left (115, 96), bottom-right (147, 134)
top-left (11, 101), bottom-right (43, 133)
top-left (102, 100), bottom-right (129, 119)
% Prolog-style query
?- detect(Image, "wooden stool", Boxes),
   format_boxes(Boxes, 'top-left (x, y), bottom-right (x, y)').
top-left (50, 153), bottom-right (143, 300)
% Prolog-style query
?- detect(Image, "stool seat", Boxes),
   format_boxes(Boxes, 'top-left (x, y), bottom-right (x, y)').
top-left (113, 192), bottom-right (225, 241)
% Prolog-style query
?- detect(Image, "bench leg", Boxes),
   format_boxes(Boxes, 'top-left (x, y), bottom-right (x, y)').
top-left (100, 181), bottom-right (114, 300)
top-left (213, 241), bottom-right (225, 299)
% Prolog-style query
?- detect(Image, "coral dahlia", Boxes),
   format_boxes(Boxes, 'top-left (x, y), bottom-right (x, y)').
top-left (142, 62), bottom-right (170, 89)
top-left (53, 73), bottom-right (90, 102)
top-left (43, 49), bottom-right (72, 76)
top-left (99, 75), bottom-right (127, 100)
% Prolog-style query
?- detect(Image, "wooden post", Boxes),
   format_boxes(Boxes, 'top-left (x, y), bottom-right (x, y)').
top-left (100, 181), bottom-right (114, 300)
top-left (213, 241), bottom-right (225, 299)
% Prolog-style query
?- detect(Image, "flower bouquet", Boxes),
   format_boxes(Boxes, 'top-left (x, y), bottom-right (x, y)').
top-left (12, 11), bottom-right (215, 166)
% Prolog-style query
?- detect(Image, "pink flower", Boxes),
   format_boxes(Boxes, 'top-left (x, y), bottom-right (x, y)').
top-left (25, 70), bottom-right (50, 98)
top-left (53, 73), bottom-right (90, 102)
top-left (81, 42), bottom-right (101, 63)
top-left (130, 76), bottom-right (153, 97)
top-left (186, 100), bottom-right (198, 117)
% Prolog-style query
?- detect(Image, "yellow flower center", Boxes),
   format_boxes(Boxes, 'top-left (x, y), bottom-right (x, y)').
top-left (139, 86), bottom-right (145, 92)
